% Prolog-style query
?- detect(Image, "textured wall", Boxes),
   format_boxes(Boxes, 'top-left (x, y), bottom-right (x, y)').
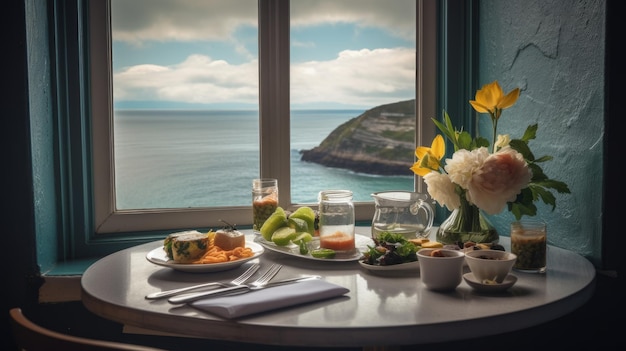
top-left (477, 0), bottom-right (605, 266)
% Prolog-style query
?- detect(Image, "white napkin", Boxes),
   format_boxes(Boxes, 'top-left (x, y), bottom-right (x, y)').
top-left (190, 279), bottom-right (349, 319)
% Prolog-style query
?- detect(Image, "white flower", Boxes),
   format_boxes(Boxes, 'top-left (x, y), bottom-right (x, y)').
top-left (423, 172), bottom-right (459, 211)
top-left (445, 147), bottom-right (490, 189)
top-left (465, 147), bottom-right (533, 214)
top-left (495, 134), bottom-right (511, 150)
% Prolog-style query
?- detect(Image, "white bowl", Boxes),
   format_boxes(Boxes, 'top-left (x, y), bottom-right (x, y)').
top-left (464, 249), bottom-right (517, 284)
top-left (417, 248), bottom-right (466, 291)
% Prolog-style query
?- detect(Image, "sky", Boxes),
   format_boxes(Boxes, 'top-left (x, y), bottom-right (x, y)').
top-left (111, 0), bottom-right (416, 110)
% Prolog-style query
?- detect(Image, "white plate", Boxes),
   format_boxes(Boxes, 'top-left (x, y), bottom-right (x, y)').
top-left (145, 240), bottom-right (264, 273)
top-left (463, 272), bottom-right (517, 292)
top-left (358, 260), bottom-right (420, 272)
top-left (253, 234), bottom-right (374, 262)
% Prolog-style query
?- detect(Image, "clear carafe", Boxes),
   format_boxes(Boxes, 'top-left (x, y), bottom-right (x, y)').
top-left (371, 191), bottom-right (434, 240)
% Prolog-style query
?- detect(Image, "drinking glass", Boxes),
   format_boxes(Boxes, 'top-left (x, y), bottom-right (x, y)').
top-left (318, 190), bottom-right (355, 252)
top-left (510, 219), bottom-right (547, 273)
top-left (252, 179), bottom-right (278, 233)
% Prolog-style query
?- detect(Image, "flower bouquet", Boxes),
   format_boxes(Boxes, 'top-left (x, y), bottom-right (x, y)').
top-left (411, 81), bottom-right (570, 244)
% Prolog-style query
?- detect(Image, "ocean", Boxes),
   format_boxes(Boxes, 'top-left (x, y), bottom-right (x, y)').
top-left (114, 109), bottom-right (414, 209)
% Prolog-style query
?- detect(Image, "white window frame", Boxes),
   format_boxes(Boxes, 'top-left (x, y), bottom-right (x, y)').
top-left (89, 0), bottom-right (437, 234)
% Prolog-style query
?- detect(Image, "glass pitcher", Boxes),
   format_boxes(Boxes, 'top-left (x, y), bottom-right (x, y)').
top-left (371, 191), bottom-right (434, 240)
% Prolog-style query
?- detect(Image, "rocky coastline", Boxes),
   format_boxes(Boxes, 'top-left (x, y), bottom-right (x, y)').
top-left (300, 99), bottom-right (416, 176)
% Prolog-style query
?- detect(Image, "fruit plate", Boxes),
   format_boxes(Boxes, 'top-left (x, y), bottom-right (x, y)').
top-left (145, 240), bottom-right (264, 273)
top-left (253, 234), bottom-right (374, 262)
top-left (358, 260), bottom-right (420, 272)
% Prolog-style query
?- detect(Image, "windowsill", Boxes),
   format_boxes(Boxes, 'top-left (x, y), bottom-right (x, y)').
top-left (40, 258), bottom-right (100, 303)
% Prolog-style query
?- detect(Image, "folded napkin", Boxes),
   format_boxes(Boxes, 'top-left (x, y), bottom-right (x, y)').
top-left (190, 279), bottom-right (349, 319)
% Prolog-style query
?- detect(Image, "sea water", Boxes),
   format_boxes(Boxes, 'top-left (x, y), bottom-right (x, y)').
top-left (114, 109), bottom-right (414, 209)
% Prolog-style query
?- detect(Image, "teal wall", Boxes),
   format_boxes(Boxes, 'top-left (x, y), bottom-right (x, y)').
top-left (26, 0), bottom-right (58, 273)
top-left (477, 0), bottom-right (605, 266)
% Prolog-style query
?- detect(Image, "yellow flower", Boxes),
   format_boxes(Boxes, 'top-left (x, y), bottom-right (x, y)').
top-left (410, 134), bottom-right (445, 176)
top-left (469, 81), bottom-right (520, 120)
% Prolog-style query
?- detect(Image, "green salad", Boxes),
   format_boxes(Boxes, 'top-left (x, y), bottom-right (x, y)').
top-left (361, 232), bottom-right (419, 266)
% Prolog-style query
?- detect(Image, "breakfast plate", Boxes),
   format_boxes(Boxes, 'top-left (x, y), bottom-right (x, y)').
top-left (145, 240), bottom-right (264, 273)
top-left (253, 234), bottom-right (374, 262)
top-left (358, 260), bottom-right (420, 272)
top-left (463, 272), bottom-right (517, 292)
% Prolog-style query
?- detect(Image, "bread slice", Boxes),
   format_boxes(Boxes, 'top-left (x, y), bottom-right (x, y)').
top-left (421, 241), bottom-right (443, 248)
top-left (408, 238), bottom-right (430, 246)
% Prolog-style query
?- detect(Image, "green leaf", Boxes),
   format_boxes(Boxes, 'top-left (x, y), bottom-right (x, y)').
top-left (510, 139), bottom-right (534, 161)
top-left (432, 116), bottom-right (458, 149)
top-left (457, 131), bottom-right (473, 150)
top-left (535, 179), bottom-right (571, 193)
top-left (509, 201), bottom-right (537, 220)
top-left (443, 110), bottom-right (455, 132)
top-left (531, 185), bottom-right (557, 209)
top-left (533, 155), bottom-right (553, 163)
top-left (528, 164), bottom-right (548, 182)
top-left (473, 136), bottom-right (490, 149)
top-left (521, 124), bottom-right (538, 141)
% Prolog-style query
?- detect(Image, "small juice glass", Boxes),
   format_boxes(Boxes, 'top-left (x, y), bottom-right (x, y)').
top-left (252, 178), bottom-right (278, 233)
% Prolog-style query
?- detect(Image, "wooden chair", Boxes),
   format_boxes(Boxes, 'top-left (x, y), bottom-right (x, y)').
top-left (9, 308), bottom-right (169, 351)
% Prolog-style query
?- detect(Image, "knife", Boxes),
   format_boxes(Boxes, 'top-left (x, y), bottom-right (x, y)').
top-left (168, 275), bottom-right (321, 304)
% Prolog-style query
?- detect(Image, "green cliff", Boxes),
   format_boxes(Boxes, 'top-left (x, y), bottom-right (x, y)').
top-left (300, 99), bottom-right (416, 176)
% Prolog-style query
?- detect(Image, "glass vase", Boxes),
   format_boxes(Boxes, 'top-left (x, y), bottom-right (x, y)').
top-left (436, 193), bottom-right (499, 245)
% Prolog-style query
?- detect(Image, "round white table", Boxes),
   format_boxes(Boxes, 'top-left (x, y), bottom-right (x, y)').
top-left (81, 228), bottom-right (595, 348)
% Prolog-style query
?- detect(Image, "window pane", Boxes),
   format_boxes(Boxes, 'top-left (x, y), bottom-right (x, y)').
top-left (110, 0), bottom-right (259, 210)
top-left (290, 0), bottom-right (416, 204)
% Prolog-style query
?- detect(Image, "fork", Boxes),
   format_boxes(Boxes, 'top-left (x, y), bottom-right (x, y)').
top-left (168, 264), bottom-right (283, 304)
top-left (145, 263), bottom-right (260, 300)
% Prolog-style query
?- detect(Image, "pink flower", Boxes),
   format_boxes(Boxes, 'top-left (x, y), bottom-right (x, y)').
top-left (465, 147), bottom-right (532, 215)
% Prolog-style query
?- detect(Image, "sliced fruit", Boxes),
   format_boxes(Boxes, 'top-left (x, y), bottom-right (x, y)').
top-left (310, 248), bottom-right (336, 259)
top-left (260, 207), bottom-right (288, 241)
top-left (292, 232), bottom-right (313, 244)
top-left (288, 217), bottom-right (309, 233)
top-left (289, 207), bottom-right (316, 235)
top-left (271, 227), bottom-right (297, 246)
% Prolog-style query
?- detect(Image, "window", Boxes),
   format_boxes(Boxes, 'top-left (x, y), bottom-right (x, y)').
top-left (86, 0), bottom-right (437, 241)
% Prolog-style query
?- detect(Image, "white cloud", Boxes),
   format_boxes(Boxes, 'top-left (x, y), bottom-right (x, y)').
top-left (292, 47), bottom-right (415, 107)
top-left (114, 47), bottom-right (414, 107)
top-left (112, 0), bottom-right (416, 108)
top-left (114, 54), bottom-right (259, 104)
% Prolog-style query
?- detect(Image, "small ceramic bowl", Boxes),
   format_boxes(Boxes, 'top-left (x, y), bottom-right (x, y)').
top-left (417, 248), bottom-right (466, 291)
top-left (464, 249), bottom-right (517, 284)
